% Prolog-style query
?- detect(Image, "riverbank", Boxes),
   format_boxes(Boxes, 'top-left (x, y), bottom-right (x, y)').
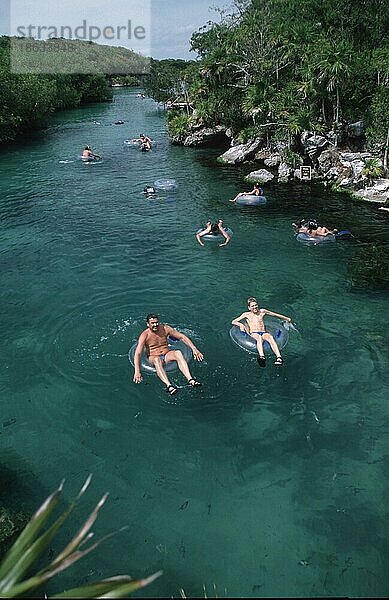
top-left (167, 120), bottom-right (389, 206)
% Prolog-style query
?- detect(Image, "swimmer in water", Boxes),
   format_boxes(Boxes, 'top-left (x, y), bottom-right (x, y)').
top-left (82, 146), bottom-right (101, 161)
top-left (133, 313), bottom-right (204, 395)
top-left (230, 182), bottom-right (263, 202)
top-left (143, 185), bottom-right (157, 197)
top-left (131, 134), bottom-right (152, 151)
top-left (231, 297), bottom-right (292, 367)
top-left (196, 219), bottom-right (231, 247)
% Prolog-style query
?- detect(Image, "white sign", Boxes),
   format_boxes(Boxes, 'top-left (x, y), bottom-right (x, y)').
top-left (300, 166), bottom-right (312, 180)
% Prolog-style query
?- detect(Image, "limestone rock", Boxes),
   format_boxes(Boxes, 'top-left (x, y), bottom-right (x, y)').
top-left (183, 125), bottom-right (229, 147)
top-left (264, 153), bottom-right (281, 167)
top-left (347, 121), bottom-right (365, 138)
top-left (278, 162), bottom-right (292, 178)
top-left (352, 179), bottom-right (389, 203)
top-left (244, 169), bottom-right (274, 183)
top-left (218, 138), bottom-right (263, 164)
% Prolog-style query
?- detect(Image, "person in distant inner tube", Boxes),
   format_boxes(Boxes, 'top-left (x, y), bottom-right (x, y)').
top-left (231, 297), bottom-right (292, 368)
top-left (230, 182), bottom-right (263, 202)
top-left (292, 219), bottom-right (337, 236)
top-left (196, 219), bottom-right (231, 247)
top-left (133, 313), bottom-right (204, 396)
top-left (131, 133), bottom-right (153, 151)
top-left (143, 185), bottom-right (157, 197)
top-left (82, 146), bottom-right (101, 161)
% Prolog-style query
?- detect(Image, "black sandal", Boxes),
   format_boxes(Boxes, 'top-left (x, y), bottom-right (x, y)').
top-left (165, 384), bottom-right (178, 395)
top-left (274, 357), bottom-right (284, 366)
top-left (188, 378), bottom-right (202, 387)
top-left (257, 356), bottom-right (266, 367)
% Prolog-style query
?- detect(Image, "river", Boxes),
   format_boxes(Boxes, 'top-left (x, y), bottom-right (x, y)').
top-left (0, 88), bottom-right (388, 597)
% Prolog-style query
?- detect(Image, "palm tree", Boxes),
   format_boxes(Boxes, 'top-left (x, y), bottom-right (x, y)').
top-left (362, 158), bottom-right (384, 186)
top-left (312, 39), bottom-right (353, 124)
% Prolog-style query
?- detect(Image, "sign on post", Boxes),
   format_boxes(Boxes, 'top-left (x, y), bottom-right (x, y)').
top-left (300, 166), bottom-right (312, 180)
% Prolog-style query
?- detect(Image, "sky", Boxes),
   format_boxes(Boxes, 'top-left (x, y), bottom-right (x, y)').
top-left (149, 0), bottom-right (233, 59)
top-left (0, 0), bottom-right (234, 60)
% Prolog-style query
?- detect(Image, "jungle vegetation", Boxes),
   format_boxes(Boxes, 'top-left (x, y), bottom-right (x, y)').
top-left (144, 0), bottom-right (389, 158)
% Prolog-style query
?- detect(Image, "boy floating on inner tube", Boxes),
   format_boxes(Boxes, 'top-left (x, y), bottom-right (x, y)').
top-left (231, 297), bottom-right (292, 367)
top-left (196, 219), bottom-right (231, 247)
top-left (230, 182), bottom-right (263, 202)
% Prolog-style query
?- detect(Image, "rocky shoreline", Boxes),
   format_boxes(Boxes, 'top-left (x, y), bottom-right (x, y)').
top-left (171, 123), bottom-right (389, 206)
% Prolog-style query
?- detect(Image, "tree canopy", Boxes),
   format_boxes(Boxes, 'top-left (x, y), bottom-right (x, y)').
top-left (145, 0), bottom-right (389, 154)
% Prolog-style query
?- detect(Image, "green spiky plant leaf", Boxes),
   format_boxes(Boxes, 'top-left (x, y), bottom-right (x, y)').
top-left (0, 477), bottom-right (161, 598)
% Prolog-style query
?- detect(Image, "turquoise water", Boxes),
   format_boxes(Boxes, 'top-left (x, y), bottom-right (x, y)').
top-left (1, 89), bottom-right (388, 597)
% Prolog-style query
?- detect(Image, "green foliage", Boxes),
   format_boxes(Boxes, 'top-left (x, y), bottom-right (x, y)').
top-left (167, 113), bottom-right (192, 141)
top-left (348, 245), bottom-right (389, 289)
top-left (141, 0), bottom-right (389, 148)
top-left (143, 59), bottom-right (192, 104)
top-left (110, 75), bottom-right (141, 87)
top-left (279, 148), bottom-right (302, 168)
top-left (362, 158), bottom-right (384, 184)
top-left (0, 35), bottom-right (151, 143)
top-left (0, 477), bottom-right (161, 598)
top-left (237, 127), bottom-right (259, 144)
top-left (366, 87), bottom-right (389, 154)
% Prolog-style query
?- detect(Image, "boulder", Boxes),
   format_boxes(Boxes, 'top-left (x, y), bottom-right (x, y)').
top-left (353, 179), bottom-right (389, 203)
top-left (317, 148), bottom-right (341, 174)
top-left (301, 132), bottom-right (328, 151)
top-left (264, 153), bottom-right (282, 167)
top-left (340, 151), bottom-right (373, 162)
top-left (255, 149), bottom-right (272, 160)
top-left (244, 169), bottom-right (274, 183)
top-left (347, 121), bottom-right (365, 138)
top-left (183, 125), bottom-right (229, 147)
top-left (217, 138), bottom-right (263, 164)
top-left (278, 162), bottom-right (292, 178)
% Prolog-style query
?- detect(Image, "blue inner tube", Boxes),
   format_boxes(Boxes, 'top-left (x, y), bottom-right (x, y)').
top-left (154, 178), bottom-right (178, 191)
top-left (196, 227), bottom-right (233, 242)
top-left (229, 319), bottom-right (289, 355)
top-left (80, 156), bottom-right (102, 162)
top-left (123, 139), bottom-right (140, 147)
top-left (128, 336), bottom-right (192, 374)
top-left (236, 194), bottom-right (267, 206)
top-left (296, 232), bottom-right (336, 245)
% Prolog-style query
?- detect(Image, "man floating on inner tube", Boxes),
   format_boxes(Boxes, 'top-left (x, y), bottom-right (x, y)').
top-left (132, 313), bottom-right (204, 395)
top-left (231, 297), bottom-right (292, 367)
top-left (230, 182), bottom-right (263, 202)
top-left (196, 219), bottom-right (231, 247)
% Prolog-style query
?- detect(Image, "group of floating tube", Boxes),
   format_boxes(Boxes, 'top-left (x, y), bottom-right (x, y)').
top-left (129, 318), bottom-right (291, 374)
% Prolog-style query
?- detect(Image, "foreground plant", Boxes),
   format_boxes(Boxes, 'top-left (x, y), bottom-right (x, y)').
top-left (0, 476), bottom-right (161, 598)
